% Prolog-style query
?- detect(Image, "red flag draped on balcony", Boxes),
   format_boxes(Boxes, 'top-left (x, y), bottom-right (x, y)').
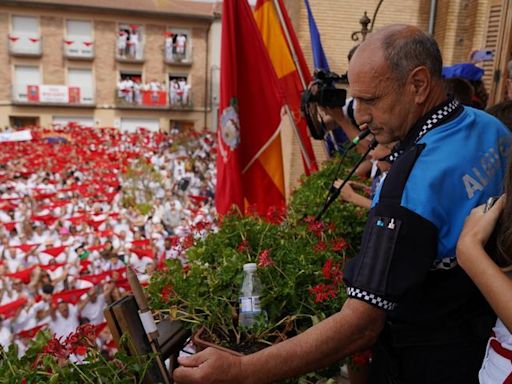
top-left (254, 0), bottom-right (318, 175)
top-left (215, 0), bottom-right (287, 215)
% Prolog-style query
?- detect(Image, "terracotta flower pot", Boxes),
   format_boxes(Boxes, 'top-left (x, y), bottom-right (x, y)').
top-left (191, 326), bottom-right (243, 356)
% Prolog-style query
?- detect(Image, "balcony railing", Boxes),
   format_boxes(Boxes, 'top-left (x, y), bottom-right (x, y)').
top-left (12, 84), bottom-right (95, 105)
top-left (8, 34), bottom-right (42, 57)
top-left (169, 88), bottom-right (193, 110)
top-left (116, 89), bottom-right (168, 109)
top-left (164, 45), bottom-right (192, 65)
top-left (63, 37), bottom-right (94, 59)
top-left (115, 88), bottom-right (193, 110)
top-left (116, 41), bottom-right (144, 63)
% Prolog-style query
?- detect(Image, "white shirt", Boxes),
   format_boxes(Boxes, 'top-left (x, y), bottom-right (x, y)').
top-left (80, 293), bottom-right (106, 325)
top-left (49, 304), bottom-right (79, 338)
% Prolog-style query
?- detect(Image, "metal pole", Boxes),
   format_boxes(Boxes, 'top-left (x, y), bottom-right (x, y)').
top-left (270, 0), bottom-right (318, 168)
top-left (428, 0), bottom-right (437, 35)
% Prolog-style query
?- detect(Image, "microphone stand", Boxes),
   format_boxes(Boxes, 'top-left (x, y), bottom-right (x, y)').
top-left (315, 139), bottom-right (377, 221)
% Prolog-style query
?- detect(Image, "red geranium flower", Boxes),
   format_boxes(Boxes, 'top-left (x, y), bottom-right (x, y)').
top-left (331, 238), bottom-right (348, 252)
top-left (237, 239), bottom-right (250, 252)
top-left (314, 241), bottom-right (327, 252)
top-left (257, 249), bottom-right (273, 268)
top-left (74, 345), bottom-right (88, 356)
top-left (309, 283), bottom-right (338, 303)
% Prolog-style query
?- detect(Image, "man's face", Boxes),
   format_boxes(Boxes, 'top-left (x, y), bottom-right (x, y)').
top-left (58, 302), bottom-right (69, 318)
top-left (348, 43), bottom-right (417, 144)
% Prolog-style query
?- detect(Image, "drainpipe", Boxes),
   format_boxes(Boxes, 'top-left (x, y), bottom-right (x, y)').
top-left (428, 0), bottom-right (437, 35)
top-left (204, 24), bottom-right (211, 131)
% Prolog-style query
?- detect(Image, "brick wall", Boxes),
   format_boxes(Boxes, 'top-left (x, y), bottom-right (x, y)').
top-left (0, 12), bottom-right (9, 103)
top-left (94, 20), bottom-right (116, 105)
top-left (41, 16), bottom-right (65, 84)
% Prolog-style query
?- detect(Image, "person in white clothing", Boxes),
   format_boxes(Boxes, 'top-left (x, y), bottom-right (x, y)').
top-left (129, 30), bottom-right (139, 59)
top-left (457, 160), bottom-right (512, 383)
top-left (176, 34), bottom-right (187, 56)
top-left (0, 319), bottom-right (12, 351)
top-left (117, 31), bottom-right (128, 58)
top-left (78, 285), bottom-right (111, 325)
top-left (49, 301), bottom-right (80, 338)
top-left (165, 34), bottom-right (174, 62)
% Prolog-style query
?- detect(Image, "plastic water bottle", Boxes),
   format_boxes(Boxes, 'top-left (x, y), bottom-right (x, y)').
top-left (239, 263), bottom-right (266, 328)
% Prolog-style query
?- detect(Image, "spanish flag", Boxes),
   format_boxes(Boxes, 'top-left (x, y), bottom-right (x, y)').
top-left (254, 0), bottom-right (318, 175)
top-left (216, 0), bottom-right (287, 215)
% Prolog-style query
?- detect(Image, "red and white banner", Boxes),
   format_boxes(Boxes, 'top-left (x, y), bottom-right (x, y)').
top-left (26, 85), bottom-right (81, 103)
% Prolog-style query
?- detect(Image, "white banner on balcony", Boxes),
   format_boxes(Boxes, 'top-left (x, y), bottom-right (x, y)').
top-left (40, 85), bottom-right (69, 103)
top-left (0, 130), bottom-right (32, 143)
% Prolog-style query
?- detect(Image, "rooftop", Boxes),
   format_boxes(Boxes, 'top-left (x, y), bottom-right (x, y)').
top-left (1, 0), bottom-right (218, 20)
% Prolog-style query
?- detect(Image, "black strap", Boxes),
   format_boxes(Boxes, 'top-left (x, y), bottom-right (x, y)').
top-left (378, 144), bottom-right (425, 206)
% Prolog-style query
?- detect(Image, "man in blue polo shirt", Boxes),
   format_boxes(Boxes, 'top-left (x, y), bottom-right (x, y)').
top-left (174, 24), bottom-right (511, 384)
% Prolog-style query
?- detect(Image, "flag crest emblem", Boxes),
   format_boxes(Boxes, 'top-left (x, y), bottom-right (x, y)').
top-left (220, 104), bottom-right (240, 154)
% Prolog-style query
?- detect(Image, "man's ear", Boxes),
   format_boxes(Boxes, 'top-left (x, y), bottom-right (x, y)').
top-left (408, 66), bottom-right (431, 104)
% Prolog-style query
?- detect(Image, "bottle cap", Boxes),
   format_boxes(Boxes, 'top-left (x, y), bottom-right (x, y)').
top-left (243, 263), bottom-right (257, 272)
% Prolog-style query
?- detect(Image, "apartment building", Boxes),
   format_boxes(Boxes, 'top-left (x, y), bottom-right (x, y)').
top-left (0, 0), bottom-right (218, 132)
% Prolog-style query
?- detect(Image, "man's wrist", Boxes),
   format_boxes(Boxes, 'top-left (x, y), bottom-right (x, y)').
top-left (239, 354), bottom-right (264, 384)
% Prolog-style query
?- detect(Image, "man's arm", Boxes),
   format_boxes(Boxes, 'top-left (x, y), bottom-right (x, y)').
top-left (174, 298), bottom-right (385, 384)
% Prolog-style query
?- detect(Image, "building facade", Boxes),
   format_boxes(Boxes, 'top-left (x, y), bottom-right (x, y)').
top-left (0, 0), bottom-right (217, 132)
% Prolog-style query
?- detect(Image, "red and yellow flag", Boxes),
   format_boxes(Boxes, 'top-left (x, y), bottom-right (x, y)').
top-left (215, 0), bottom-right (287, 216)
top-left (254, 0), bottom-right (318, 175)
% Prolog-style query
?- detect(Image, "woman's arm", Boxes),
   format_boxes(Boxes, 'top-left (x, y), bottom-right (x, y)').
top-left (456, 196), bottom-right (512, 332)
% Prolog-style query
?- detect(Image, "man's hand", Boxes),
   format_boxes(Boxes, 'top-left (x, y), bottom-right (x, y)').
top-left (173, 348), bottom-right (244, 384)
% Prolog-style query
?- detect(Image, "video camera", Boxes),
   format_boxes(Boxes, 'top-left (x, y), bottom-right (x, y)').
top-left (301, 69), bottom-right (348, 140)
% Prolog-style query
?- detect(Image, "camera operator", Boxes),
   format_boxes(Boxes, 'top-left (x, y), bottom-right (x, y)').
top-left (174, 24), bottom-right (511, 384)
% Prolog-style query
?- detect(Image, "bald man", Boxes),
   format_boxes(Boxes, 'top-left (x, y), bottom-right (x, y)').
top-left (173, 25), bottom-right (511, 384)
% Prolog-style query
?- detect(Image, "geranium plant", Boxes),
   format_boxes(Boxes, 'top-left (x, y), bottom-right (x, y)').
top-left (0, 325), bottom-right (154, 383)
top-left (148, 156), bottom-right (369, 383)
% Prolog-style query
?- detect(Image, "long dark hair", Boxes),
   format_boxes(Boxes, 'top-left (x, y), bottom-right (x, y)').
top-left (497, 161), bottom-right (512, 269)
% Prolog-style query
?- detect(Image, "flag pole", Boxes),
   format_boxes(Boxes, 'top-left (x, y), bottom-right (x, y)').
top-left (270, 0), bottom-right (319, 170)
top-left (271, 0), bottom-right (307, 89)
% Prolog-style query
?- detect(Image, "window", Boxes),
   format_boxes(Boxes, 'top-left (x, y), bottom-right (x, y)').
top-left (53, 116), bottom-right (94, 128)
top-left (66, 20), bottom-right (92, 38)
top-left (165, 28), bottom-right (192, 64)
top-left (12, 15), bottom-right (38, 35)
top-left (169, 120), bottom-right (195, 133)
top-left (120, 118), bottom-right (159, 133)
top-left (68, 68), bottom-right (94, 104)
top-left (117, 71), bottom-right (143, 105)
top-left (117, 24), bottom-right (143, 60)
top-left (13, 65), bottom-right (40, 101)
top-left (64, 20), bottom-right (94, 58)
top-left (169, 75), bottom-right (191, 108)
top-left (9, 16), bottom-right (41, 56)
top-left (9, 116), bottom-right (39, 128)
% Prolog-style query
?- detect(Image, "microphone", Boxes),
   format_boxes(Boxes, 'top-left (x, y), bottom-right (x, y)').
top-left (316, 138), bottom-right (378, 221)
top-left (345, 128), bottom-right (371, 151)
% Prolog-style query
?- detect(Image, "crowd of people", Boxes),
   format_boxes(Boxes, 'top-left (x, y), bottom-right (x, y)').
top-left (0, 123), bottom-right (217, 358)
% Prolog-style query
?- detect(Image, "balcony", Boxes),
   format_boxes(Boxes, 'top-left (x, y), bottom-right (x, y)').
top-left (115, 87), bottom-right (193, 110)
top-left (63, 37), bottom-right (94, 60)
top-left (169, 88), bottom-right (193, 110)
top-left (8, 34), bottom-right (42, 57)
top-left (164, 45), bottom-right (193, 66)
top-left (12, 84), bottom-right (95, 106)
top-left (116, 89), bottom-right (168, 109)
top-left (116, 41), bottom-right (144, 63)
